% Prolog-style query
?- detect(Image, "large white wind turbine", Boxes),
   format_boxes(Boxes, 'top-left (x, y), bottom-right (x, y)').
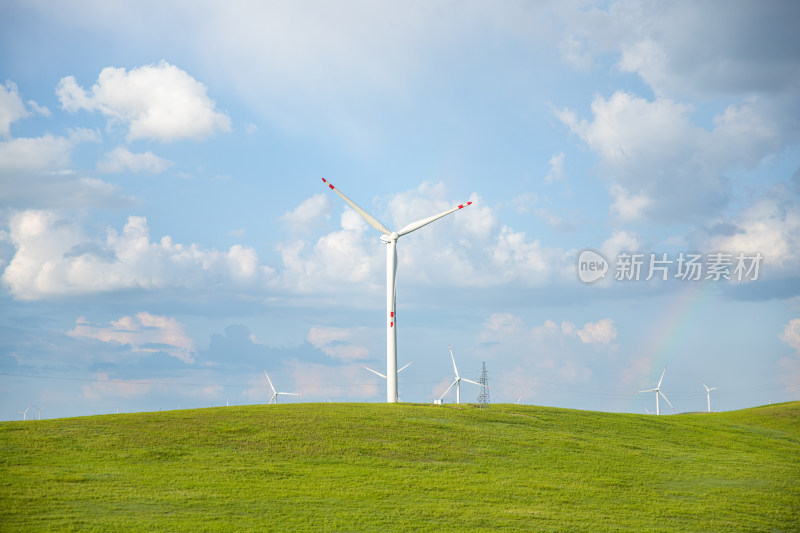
top-left (322, 178), bottom-right (472, 403)
top-left (362, 361), bottom-right (414, 381)
top-left (439, 345), bottom-right (486, 404)
top-left (362, 362), bottom-right (414, 402)
top-left (264, 370), bottom-right (301, 404)
top-left (16, 406), bottom-right (30, 421)
top-left (634, 365), bottom-right (674, 415)
top-left (700, 380), bottom-right (719, 412)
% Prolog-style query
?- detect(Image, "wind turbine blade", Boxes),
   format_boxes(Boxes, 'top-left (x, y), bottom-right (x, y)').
top-left (657, 365), bottom-right (667, 389)
top-left (397, 361), bottom-right (414, 373)
top-left (659, 390), bottom-right (674, 410)
top-left (321, 178), bottom-right (391, 235)
top-left (264, 370), bottom-right (277, 394)
top-left (635, 388), bottom-right (657, 394)
top-left (278, 392), bottom-right (301, 396)
top-left (461, 378), bottom-right (486, 387)
top-left (449, 345), bottom-right (460, 379)
top-left (396, 202), bottom-right (472, 237)
top-left (362, 365), bottom-right (388, 379)
top-left (439, 380), bottom-right (458, 401)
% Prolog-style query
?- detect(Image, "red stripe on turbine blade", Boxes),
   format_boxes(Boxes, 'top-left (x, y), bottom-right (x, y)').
top-left (321, 178), bottom-right (326, 183)
top-left (458, 204), bottom-right (464, 209)
top-left (329, 184), bottom-right (335, 189)
top-left (467, 201), bottom-right (472, 205)
top-left (390, 322), bottom-right (394, 327)
top-left (390, 312), bottom-right (394, 317)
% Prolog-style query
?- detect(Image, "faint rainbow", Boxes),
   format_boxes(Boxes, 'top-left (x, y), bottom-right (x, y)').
top-left (641, 282), bottom-right (719, 367)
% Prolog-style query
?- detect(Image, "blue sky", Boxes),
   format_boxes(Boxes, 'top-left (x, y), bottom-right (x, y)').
top-left (1, 1), bottom-right (799, 420)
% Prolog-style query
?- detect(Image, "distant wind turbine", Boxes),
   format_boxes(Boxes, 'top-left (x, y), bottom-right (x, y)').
top-left (439, 345), bottom-right (487, 404)
top-left (322, 178), bottom-right (472, 403)
top-left (264, 370), bottom-right (301, 404)
top-left (634, 365), bottom-right (674, 415)
top-left (701, 380), bottom-right (719, 412)
top-left (363, 361), bottom-right (414, 402)
top-left (16, 406), bottom-right (31, 421)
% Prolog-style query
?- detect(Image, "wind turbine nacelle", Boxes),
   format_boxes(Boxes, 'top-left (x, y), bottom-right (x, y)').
top-left (380, 233), bottom-right (399, 243)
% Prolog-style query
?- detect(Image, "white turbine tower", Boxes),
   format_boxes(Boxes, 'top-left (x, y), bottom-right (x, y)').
top-left (634, 365), bottom-right (674, 415)
top-left (322, 178), bottom-right (472, 403)
top-left (264, 370), bottom-right (301, 404)
top-left (16, 406), bottom-right (31, 421)
top-left (439, 345), bottom-right (486, 404)
top-left (363, 362), bottom-right (414, 402)
top-left (701, 380), bottom-right (719, 412)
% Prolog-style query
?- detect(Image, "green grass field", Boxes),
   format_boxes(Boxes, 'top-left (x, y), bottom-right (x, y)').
top-left (1, 402), bottom-right (798, 531)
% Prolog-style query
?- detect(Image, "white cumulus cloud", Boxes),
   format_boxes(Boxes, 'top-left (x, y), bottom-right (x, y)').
top-left (279, 193), bottom-right (332, 234)
top-left (563, 1), bottom-right (800, 99)
top-left (0, 134), bottom-right (73, 172)
top-left (57, 61), bottom-right (232, 142)
top-left (274, 184), bottom-right (575, 297)
top-left (1, 210), bottom-right (274, 300)
top-left (475, 314), bottom-right (618, 397)
top-left (0, 126), bottom-right (124, 209)
top-left (601, 229), bottom-right (643, 260)
top-left (575, 318), bottom-right (617, 344)
top-left (0, 81), bottom-right (29, 137)
top-left (781, 319), bottom-right (800, 354)
top-left (479, 314), bottom-right (617, 347)
top-left (557, 91), bottom-right (783, 222)
top-left (609, 185), bottom-right (651, 222)
top-left (69, 312), bottom-right (195, 363)
top-left (779, 318), bottom-right (800, 398)
top-left (307, 326), bottom-right (370, 361)
top-left (97, 146), bottom-right (173, 174)
top-left (544, 152), bottom-right (565, 182)
top-left (705, 192), bottom-right (800, 272)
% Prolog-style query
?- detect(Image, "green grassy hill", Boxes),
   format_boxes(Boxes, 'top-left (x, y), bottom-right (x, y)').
top-left (1, 402), bottom-right (798, 531)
